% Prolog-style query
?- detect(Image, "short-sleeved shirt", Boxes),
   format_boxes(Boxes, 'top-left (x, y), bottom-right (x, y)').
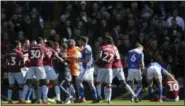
top-left (98, 44), bottom-right (115, 68)
top-left (127, 48), bottom-right (144, 69)
top-left (165, 80), bottom-right (179, 99)
top-left (28, 44), bottom-right (47, 67)
top-left (6, 49), bottom-right (24, 72)
top-left (80, 45), bottom-right (93, 70)
top-left (43, 47), bottom-right (55, 66)
top-left (112, 45), bottom-right (123, 69)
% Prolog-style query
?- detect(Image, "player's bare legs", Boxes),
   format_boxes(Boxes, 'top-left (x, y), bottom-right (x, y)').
top-left (119, 80), bottom-right (138, 102)
top-left (127, 79), bottom-right (142, 102)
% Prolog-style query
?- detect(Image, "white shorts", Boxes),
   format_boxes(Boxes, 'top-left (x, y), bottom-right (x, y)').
top-left (25, 66), bottom-right (46, 80)
top-left (112, 68), bottom-right (125, 81)
top-left (127, 69), bottom-right (142, 81)
top-left (96, 68), bottom-right (113, 84)
top-left (147, 66), bottom-right (162, 81)
top-left (8, 72), bottom-right (24, 85)
top-left (44, 65), bottom-right (57, 80)
top-left (77, 67), bottom-right (94, 81)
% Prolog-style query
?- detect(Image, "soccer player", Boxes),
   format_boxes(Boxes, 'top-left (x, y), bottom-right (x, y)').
top-left (112, 45), bottom-right (139, 102)
top-left (5, 40), bottom-right (24, 104)
top-left (96, 35), bottom-right (115, 103)
top-left (75, 36), bottom-right (98, 103)
top-left (127, 43), bottom-right (145, 101)
top-left (146, 62), bottom-right (176, 102)
top-left (21, 37), bottom-right (48, 104)
top-left (163, 76), bottom-right (179, 102)
top-left (43, 40), bottom-right (62, 103)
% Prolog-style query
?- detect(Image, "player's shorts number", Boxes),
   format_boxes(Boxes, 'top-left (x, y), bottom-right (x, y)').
top-left (131, 54), bottom-right (136, 62)
top-left (169, 83), bottom-right (179, 91)
top-left (100, 51), bottom-right (113, 62)
top-left (30, 50), bottom-right (41, 59)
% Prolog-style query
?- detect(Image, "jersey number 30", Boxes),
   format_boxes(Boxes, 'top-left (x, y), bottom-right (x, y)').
top-left (30, 50), bottom-right (41, 59)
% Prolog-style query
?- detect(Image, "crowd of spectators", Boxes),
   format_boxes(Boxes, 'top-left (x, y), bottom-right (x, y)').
top-left (1, 1), bottom-right (185, 86)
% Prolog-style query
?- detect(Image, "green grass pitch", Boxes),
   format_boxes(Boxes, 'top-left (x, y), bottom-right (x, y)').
top-left (1, 100), bottom-right (184, 106)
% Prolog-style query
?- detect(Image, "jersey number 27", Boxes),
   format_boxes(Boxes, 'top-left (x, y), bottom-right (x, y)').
top-left (100, 51), bottom-right (113, 62)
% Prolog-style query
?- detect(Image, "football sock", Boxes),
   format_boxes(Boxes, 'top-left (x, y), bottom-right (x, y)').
top-left (26, 87), bottom-right (32, 100)
top-left (22, 85), bottom-right (29, 101)
top-left (37, 86), bottom-right (41, 101)
top-left (104, 87), bottom-right (108, 101)
top-left (159, 85), bottom-right (163, 99)
top-left (8, 89), bottom-right (12, 101)
top-left (125, 84), bottom-right (136, 97)
top-left (96, 84), bottom-right (101, 98)
top-left (19, 90), bottom-right (23, 101)
top-left (136, 84), bottom-right (142, 97)
top-left (148, 86), bottom-right (153, 99)
top-left (42, 85), bottom-right (48, 101)
top-left (55, 85), bottom-right (61, 101)
top-left (91, 86), bottom-right (98, 101)
top-left (107, 87), bottom-right (112, 101)
top-left (79, 83), bottom-right (84, 98)
top-left (32, 88), bottom-right (36, 100)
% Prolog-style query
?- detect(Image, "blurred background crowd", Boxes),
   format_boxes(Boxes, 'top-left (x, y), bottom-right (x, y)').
top-left (1, 1), bottom-right (184, 87)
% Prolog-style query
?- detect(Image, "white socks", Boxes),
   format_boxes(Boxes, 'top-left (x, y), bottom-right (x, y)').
top-left (104, 87), bottom-right (112, 101)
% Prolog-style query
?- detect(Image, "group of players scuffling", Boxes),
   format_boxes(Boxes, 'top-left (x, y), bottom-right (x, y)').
top-left (5, 35), bottom-right (180, 104)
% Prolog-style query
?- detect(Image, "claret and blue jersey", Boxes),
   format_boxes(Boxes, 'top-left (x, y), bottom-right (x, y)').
top-left (127, 48), bottom-right (144, 69)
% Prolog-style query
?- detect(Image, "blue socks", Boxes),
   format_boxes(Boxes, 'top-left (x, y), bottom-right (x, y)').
top-left (159, 85), bottom-right (163, 99)
top-left (148, 86), bottom-right (153, 98)
top-left (136, 85), bottom-right (142, 97)
top-left (91, 86), bottom-right (98, 101)
top-left (79, 84), bottom-right (84, 98)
